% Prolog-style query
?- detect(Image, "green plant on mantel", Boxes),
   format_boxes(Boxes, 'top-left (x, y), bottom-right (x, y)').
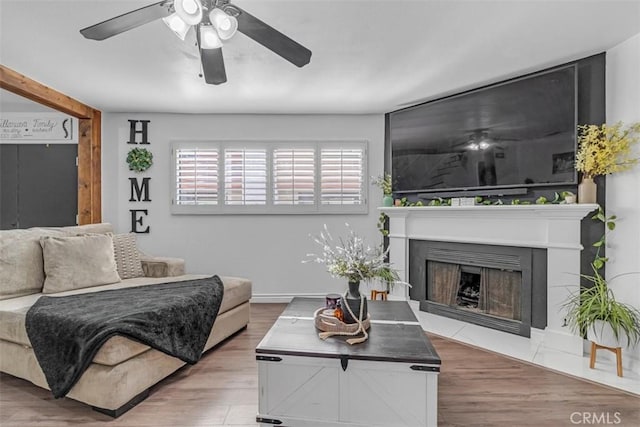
top-left (397, 197), bottom-right (424, 207)
top-left (405, 192), bottom-right (576, 206)
top-left (562, 206), bottom-right (640, 346)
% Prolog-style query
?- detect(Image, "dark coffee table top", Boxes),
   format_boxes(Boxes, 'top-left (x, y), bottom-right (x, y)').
top-left (256, 297), bottom-right (441, 366)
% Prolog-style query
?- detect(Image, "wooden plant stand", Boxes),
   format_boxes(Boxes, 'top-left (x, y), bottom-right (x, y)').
top-left (589, 341), bottom-right (623, 377)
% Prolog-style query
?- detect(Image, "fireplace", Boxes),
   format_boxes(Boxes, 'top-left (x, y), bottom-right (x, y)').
top-left (380, 204), bottom-right (597, 356)
top-left (409, 240), bottom-right (547, 337)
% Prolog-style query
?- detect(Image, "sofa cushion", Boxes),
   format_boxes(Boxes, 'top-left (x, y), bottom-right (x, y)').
top-left (41, 234), bottom-right (121, 294)
top-left (0, 229), bottom-right (65, 300)
top-left (111, 233), bottom-right (144, 279)
top-left (218, 276), bottom-right (253, 313)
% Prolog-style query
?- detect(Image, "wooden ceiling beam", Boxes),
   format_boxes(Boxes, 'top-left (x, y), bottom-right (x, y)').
top-left (0, 65), bottom-right (96, 119)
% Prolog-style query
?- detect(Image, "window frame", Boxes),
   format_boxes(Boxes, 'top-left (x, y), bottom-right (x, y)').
top-left (170, 140), bottom-right (368, 215)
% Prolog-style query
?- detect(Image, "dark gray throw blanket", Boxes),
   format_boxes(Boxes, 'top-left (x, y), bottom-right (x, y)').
top-left (25, 276), bottom-right (224, 398)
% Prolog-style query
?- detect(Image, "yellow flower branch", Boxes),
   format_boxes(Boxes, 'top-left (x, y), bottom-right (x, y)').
top-left (575, 122), bottom-right (640, 178)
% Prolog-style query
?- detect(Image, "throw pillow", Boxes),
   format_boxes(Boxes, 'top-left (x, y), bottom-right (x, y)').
top-left (40, 234), bottom-right (121, 294)
top-left (111, 233), bottom-right (145, 279)
top-left (58, 223), bottom-right (114, 235)
top-left (0, 228), bottom-right (66, 300)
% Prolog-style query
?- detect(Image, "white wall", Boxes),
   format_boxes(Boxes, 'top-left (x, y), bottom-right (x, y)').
top-left (606, 32), bottom-right (640, 369)
top-left (102, 114), bottom-right (385, 301)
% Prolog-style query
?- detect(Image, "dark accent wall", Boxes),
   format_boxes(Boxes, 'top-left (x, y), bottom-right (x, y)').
top-left (576, 54), bottom-right (606, 283)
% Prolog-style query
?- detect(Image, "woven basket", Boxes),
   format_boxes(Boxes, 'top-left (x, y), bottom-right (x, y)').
top-left (314, 307), bottom-right (371, 333)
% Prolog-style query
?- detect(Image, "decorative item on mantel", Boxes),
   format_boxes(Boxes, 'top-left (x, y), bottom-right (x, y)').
top-left (575, 121), bottom-right (640, 204)
top-left (305, 224), bottom-right (405, 345)
top-left (372, 173), bottom-right (394, 207)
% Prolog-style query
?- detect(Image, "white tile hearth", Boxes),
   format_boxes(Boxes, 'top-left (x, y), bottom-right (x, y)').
top-left (409, 300), bottom-right (640, 396)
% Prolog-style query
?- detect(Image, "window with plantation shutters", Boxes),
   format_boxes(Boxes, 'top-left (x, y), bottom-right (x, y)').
top-left (321, 147), bottom-right (365, 205)
top-left (175, 147), bottom-right (219, 205)
top-left (273, 148), bottom-right (315, 205)
top-left (171, 141), bottom-right (367, 214)
top-left (224, 148), bottom-right (267, 205)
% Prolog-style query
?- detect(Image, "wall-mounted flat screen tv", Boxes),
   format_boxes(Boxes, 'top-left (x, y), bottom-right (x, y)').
top-left (389, 65), bottom-right (577, 194)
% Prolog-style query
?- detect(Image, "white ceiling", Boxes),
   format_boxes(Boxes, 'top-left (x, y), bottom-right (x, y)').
top-left (1, 0), bottom-right (639, 114)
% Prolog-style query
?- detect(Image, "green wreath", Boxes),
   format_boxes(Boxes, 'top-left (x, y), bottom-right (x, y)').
top-left (126, 147), bottom-right (153, 172)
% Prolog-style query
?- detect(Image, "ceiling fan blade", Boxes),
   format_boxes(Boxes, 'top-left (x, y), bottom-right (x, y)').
top-left (80, 1), bottom-right (173, 41)
top-left (201, 48), bottom-right (227, 85)
top-left (228, 4), bottom-right (311, 67)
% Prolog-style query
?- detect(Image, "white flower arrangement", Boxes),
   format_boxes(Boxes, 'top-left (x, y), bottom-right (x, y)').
top-left (305, 224), bottom-right (405, 288)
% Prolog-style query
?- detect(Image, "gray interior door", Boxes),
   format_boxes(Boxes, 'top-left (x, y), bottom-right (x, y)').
top-left (0, 144), bottom-right (78, 229)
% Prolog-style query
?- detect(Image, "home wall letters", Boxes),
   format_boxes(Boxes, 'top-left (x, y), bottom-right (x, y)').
top-left (127, 120), bottom-right (151, 233)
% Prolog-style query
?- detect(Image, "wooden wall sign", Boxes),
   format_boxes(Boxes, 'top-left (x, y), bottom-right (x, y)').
top-left (127, 119), bottom-right (152, 234)
top-left (0, 113), bottom-right (76, 142)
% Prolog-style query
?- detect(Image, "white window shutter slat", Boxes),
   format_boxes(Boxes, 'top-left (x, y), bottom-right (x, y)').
top-left (224, 149), bottom-right (267, 205)
top-left (175, 148), bottom-right (219, 205)
top-left (273, 148), bottom-right (315, 205)
top-left (320, 148), bottom-right (364, 205)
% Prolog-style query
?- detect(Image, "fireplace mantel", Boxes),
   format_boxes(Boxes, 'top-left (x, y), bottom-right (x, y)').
top-left (379, 204), bottom-right (598, 356)
top-left (380, 204), bottom-right (598, 218)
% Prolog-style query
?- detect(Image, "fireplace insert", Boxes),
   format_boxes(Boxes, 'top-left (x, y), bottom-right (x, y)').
top-left (410, 240), bottom-right (547, 337)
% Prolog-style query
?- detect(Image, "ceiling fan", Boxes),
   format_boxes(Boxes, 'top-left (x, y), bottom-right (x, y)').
top-left (80, 0), bottom-right (312, 85)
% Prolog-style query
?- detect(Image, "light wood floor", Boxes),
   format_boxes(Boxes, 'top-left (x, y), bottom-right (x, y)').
top-left (1, 303), bottom-right (638, 426)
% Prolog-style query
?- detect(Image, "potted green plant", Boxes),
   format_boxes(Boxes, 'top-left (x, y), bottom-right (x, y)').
top-left (563, 207), bottom-right (640, 349)
top-left (372, 173), bottom-right (393, 207)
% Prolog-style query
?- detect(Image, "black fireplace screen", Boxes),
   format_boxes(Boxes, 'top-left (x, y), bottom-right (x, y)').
top-left (409, 239), bottom-right (546, 337)
top-left (428, 261), bottom-right (522, 321)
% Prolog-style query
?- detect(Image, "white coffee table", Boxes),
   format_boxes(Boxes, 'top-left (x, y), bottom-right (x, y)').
top-left (256, 297), bottom-right (441, 426)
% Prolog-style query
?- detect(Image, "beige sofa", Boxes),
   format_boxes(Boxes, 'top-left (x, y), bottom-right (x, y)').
top-left (0, 223), bottom-right (251, 416)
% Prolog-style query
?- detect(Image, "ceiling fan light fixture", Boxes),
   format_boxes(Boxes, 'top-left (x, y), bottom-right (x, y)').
top-left (162, 13), bottom-right (190, 40)
top-left (209, 8), bottom-right (238, 40)
top-left (478, 131), bottom-right (491, 149)
top-left (175, 0), bottom-right (203, 26)
top-left (200, 25), bottom-right (223, 49)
